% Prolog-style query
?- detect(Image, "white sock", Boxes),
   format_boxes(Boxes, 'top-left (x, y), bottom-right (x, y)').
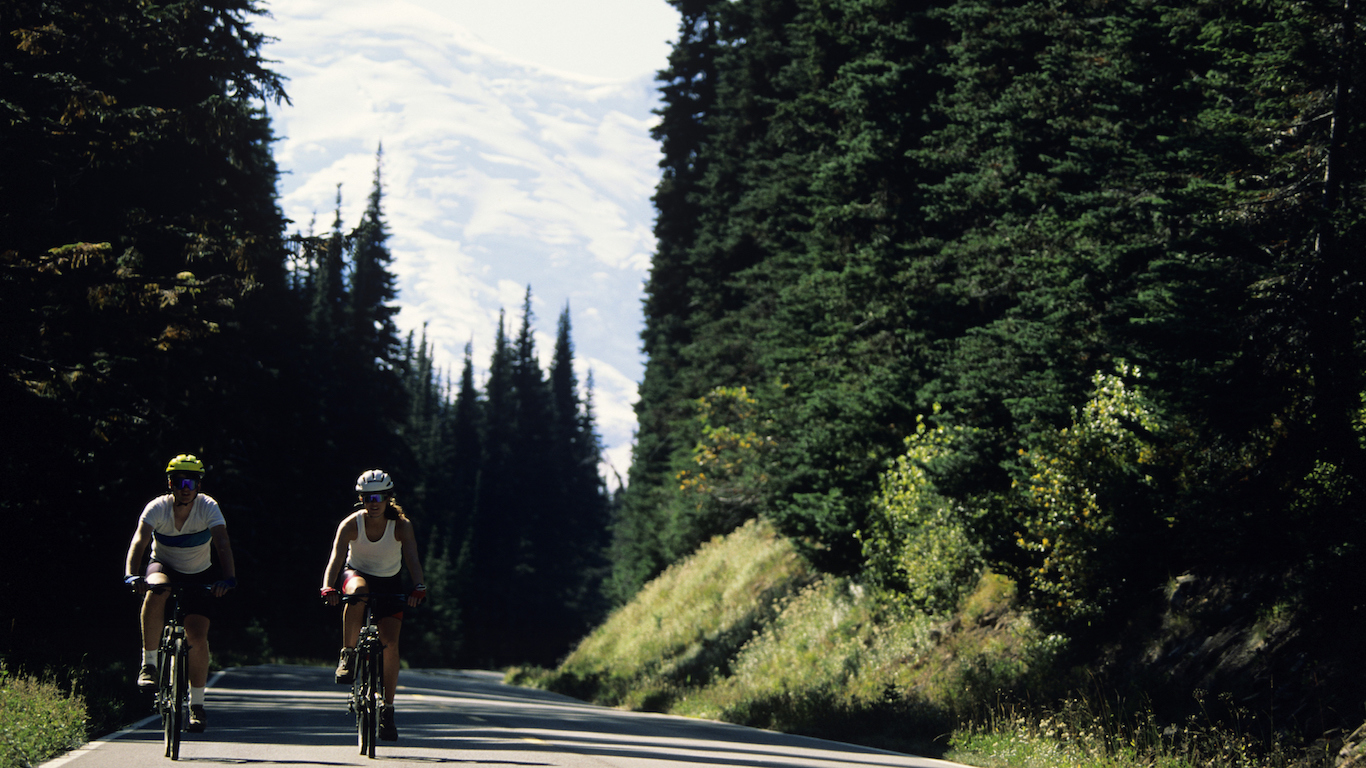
top-left (142, 650), bottom-right (157, 668)
top-left (190, 687), bottom-right (205, 706)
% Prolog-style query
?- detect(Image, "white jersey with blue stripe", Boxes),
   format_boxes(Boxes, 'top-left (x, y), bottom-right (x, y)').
top-left (140, 494), bottom-right (226, 575)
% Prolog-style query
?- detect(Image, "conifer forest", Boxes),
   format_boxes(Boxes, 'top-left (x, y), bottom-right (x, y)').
top-left (1, 0), bottom-right (610, 683)
top-left (4, 0), bottom-right (1366, 750)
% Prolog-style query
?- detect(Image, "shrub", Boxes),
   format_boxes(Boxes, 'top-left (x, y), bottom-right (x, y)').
top-left (0, 664), bottom-right (87, 768)
top-left (670, 386), bottom-right (778, 551)
top-left (1011, 363), bottom-right (1168, 625)
top-left (861, 406), bottom-right (985, 614)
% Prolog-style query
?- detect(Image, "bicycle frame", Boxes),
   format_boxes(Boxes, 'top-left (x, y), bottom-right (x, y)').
top-left (338, 592), bottom-right (408, 758)
top-left (148, 584), bottom-right (210, 761)
top-left (156, 615), bottom-right (186, 760)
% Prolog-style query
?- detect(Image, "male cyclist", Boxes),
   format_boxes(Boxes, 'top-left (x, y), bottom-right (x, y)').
top-left (124, 454), bottom-right (237, 733)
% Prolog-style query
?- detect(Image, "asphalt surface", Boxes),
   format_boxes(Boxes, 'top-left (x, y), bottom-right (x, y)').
top-left (42, 664), bottom-right (971, 768)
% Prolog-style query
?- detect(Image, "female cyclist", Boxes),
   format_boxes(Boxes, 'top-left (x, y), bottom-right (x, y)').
top-left (321, 469), bottom-right (426, 742)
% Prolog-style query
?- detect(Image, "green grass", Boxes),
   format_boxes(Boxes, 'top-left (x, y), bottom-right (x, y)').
top-left (515, 518), bottom-right (1054, 755)
top-left (0, 663), bottom-right (88, 768)
top-left (946, 693), bottom-right (1312, 768)
top-left (513, 518), bottom-right (1323, 767)
top-left (514, 517), bottom-right (817, 709)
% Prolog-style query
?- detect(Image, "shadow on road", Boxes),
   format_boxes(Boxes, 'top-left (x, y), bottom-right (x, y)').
top-left (99, 665), bottom-right (957, 768)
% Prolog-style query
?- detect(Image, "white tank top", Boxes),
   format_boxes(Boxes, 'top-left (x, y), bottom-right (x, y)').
top-left (346, 516), bottom-right (401, 577)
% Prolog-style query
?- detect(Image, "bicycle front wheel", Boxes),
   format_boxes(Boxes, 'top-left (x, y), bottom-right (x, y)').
top-left (355, 645), bottom-right (372, 756)
top-left (167, 636), bottom-right (187, 760)
top-left (365, 645), bottom-right (382, 758)
top-left (159, 658), bottom-right (174, 757)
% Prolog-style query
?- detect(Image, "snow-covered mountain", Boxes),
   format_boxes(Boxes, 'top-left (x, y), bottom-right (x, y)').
top-left (259, 0), bottom-right (677, 484)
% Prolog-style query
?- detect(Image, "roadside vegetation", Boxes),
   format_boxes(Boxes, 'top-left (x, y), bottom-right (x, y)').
top-left (949, 695), bottom-right (1313, 768)
top-left (0, 664), bottom-right (87, 768)
top-left (599, 0), bottom-right (1366, 763)
top-left (514, 515), bottom-right (1349, 768)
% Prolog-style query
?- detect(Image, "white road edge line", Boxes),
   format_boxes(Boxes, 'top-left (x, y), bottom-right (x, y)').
top-left (37, 668), bottom-right (232, 768)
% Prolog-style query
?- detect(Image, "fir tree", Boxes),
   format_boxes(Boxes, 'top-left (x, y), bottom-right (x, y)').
top-left (462, 311), bottom-right (517, 666)
top-left (611, 0), bottom-right (727, 603)
top-left (350, 146), bottom-right (402, 370)
top-left (548, 306), bottom-right (611, 642)
top-left (309, 187), bottom-right (349, 346)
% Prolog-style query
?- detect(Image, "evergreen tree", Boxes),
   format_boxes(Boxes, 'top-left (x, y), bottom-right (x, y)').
top-left (351, 146), bottom-right (402, 370)
top-left (506, 289), bottom-right (565, 663)
top-left (1170, 0), bottom-right (1366, 581)
top-left (622, 0), bottom-right (949, 577)
top-left (311, 187), bottom-right (352, 341)
top-left (0, 0), bottom-right (294, 670)
top-left (462, 312), bottom-right (517, 666)
top-left (448, 342), bottom-right (483, 544)
top-left (404, 327), bottom-right (443, 528)
top-left (610, 0), bottom-right (726, 603)
top-left (548, 306), bottom-right (612, 643)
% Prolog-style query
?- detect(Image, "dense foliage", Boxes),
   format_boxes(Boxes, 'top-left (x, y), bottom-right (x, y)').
top-left (1, 0), bottom-right (611, 727)
top-left (0, 664), bottom-right (88, 768)
top-left (615, 0), bottom-right (1366, 682)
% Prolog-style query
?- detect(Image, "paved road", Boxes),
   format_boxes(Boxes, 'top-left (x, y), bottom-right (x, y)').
top-left (45, 665), bottom-right (970, 768)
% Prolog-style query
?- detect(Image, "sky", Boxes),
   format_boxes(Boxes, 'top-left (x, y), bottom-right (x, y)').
top-left (256, 0), bottom-right (681, 487)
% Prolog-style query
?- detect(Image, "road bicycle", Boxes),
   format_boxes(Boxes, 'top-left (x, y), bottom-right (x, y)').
top-left (146, 583), bottom-right (212, 761)
top-left (338, 592), bottom-right (410, 758)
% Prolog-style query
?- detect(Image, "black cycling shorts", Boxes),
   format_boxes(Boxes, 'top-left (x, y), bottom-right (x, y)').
top-left (341, 568), bottom-right (405, 620)
top-left (146, 561), bottom-right (223, 621)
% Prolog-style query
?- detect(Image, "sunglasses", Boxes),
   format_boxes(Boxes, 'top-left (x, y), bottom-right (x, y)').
top-left (170, 476), bottom-right (200, 491)
top-left (360, 493), bottom-right (390, 504)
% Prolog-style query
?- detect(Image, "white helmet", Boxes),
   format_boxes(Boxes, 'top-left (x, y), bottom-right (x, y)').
top-left (355, 469), bottom-right (395, 494)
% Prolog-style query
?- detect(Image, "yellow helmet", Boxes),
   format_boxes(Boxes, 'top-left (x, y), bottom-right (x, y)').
top-left (165, 454), bottom-right (205, 476)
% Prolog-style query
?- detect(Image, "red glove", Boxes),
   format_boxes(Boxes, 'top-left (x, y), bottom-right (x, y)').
top-left (320, 587), bottom-right (339, 602)
top-left (409, 584), bottom-right (427, 604)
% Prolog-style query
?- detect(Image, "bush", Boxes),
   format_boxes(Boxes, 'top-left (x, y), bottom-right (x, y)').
top-left (1010, 364), bottom-right (1169, 626)
top-left (861, 407), bottom-right (985, 614)
top-left (0, 664), bottom-right (87, 768)
top-left (669, 386), bottom-right (778, 554)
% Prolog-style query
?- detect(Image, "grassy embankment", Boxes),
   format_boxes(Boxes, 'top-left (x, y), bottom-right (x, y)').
top-left (0, 664), bottom-right (87, 768)
top-left (511, 518), bottom-right (1321, 768)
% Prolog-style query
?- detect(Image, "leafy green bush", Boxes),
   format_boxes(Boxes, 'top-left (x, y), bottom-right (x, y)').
top-left (667, 386), bottom-right (778, 554)
top-left (1010, 364), bottom-right (1168, 625)
top-left (0, 664), bottom-right (87, 768)
top-left (861, 406), bottom-right (985, 614)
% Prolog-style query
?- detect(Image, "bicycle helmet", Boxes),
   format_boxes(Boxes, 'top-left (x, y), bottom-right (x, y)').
top-left (166, 454), bottom-right (205, 477)
top-left (355, 469), bottom-right (394, 494)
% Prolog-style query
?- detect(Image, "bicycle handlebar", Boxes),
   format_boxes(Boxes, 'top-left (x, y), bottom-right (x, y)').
top-left (147, 583), bottom-right (216, 596)
top-left (329, 592), bottom-right (424, 613)
top-left (338, 592), bottom-right (416, 603)
top-left (128, 575), bottom-right (234, 595)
